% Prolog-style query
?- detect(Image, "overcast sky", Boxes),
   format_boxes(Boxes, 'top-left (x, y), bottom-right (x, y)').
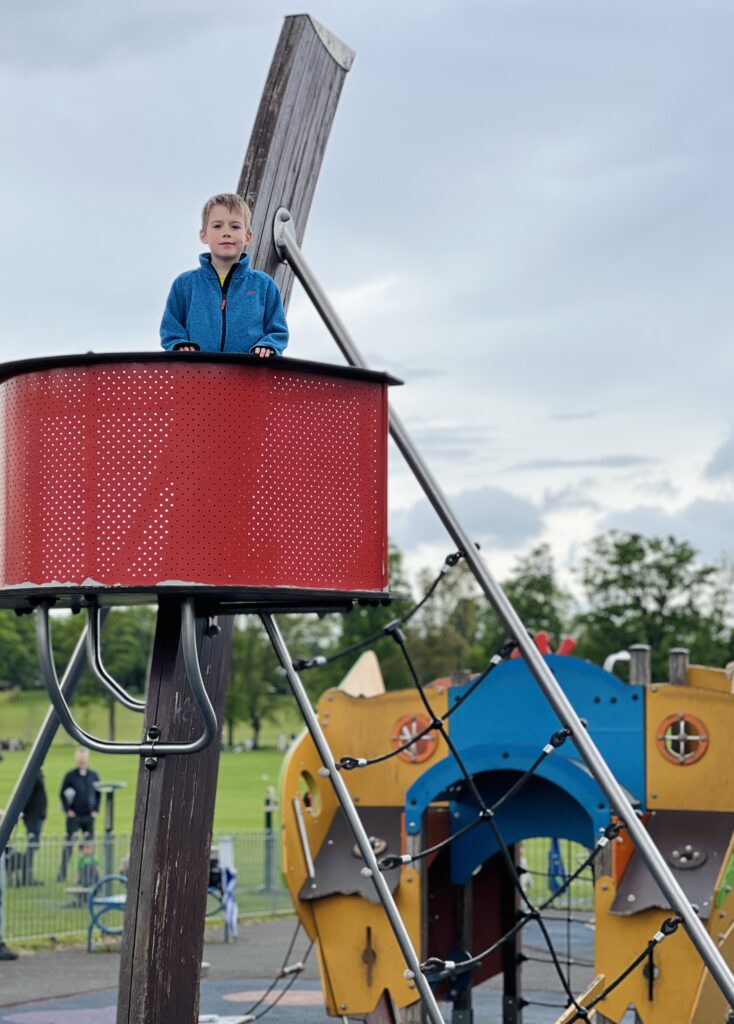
top-left (2, 1), bottom-right (733, 588)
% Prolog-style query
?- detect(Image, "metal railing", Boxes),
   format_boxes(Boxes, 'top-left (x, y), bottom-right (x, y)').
top-left (0, 828), bottom-right (292, 943)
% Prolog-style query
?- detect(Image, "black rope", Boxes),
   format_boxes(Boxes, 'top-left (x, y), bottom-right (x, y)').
top-left (248, 953), bottom-right (313, 1021)
top-left (291, 551), bottom-right (464, 672)
top-left (420, 823), bottom-right (619, 982)
top-left (238, 920), bottom-right (312, 1020)
top-left (378, 727), bottom-right (571, 870)
top-left (565, 917), bottom-right (681, 1022)
top-left (386, 624), bottom-right (586, 1015)
top-left (337, 637), bottom-right (519, 773)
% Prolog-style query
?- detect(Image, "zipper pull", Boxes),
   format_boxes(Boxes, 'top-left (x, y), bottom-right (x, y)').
top-left (221, 298), bottom-right (226, 311)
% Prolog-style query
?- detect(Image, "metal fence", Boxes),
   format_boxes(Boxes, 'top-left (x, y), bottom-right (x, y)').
top-left (0, 832), bottom-right (594, 945)
top-left (520, 837), bottom-right (595, 913)
top-left (0, 828), bottom-right (293, 943)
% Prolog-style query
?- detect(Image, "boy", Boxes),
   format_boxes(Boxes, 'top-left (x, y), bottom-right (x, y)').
top-left (77, 838), bottom-right (99, 890)
top-left (160, 194), bottom-right (288, 357)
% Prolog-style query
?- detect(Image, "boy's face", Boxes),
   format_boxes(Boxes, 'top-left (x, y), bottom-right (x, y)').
top-left (200, 204), bottom-right (252, 263)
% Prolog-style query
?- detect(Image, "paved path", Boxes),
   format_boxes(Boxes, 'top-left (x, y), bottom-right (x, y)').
top-left (0, 915), bottom-right (596, 1023)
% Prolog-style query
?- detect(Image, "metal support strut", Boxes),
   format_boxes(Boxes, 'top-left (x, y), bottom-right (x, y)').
top-left (87, 607), bottom-right (146, 713)
top-left (36, 599), bottom-right (218, 757)
top-left (261, 613), bottom-right (447, 1024)
top-left (273, 207), bottom-right (734, 1009)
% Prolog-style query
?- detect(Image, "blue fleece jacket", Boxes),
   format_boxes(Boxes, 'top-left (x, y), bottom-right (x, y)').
top-left (160, 253), bottom-right (288, 355)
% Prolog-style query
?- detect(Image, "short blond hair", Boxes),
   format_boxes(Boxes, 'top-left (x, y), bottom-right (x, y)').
top-left (201, 193), bottom-right (251, 232)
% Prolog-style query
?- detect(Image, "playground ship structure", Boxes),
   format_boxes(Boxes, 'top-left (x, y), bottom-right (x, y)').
top-left (0, 13), bottom-right (732, 1024)
top-left (281, 641), bottom-right (734, 1024)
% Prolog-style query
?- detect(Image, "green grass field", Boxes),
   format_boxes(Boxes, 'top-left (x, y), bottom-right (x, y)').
top-left (0, 690), bottom-right (303, 833)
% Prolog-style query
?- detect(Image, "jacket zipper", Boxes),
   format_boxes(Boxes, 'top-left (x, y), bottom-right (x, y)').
top-left (219, 265), bottom-right (236, 352)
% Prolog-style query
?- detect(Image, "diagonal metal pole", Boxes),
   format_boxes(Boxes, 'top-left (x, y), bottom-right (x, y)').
top-left (272, 207), bottom-right (734, 1009)
top-left (0, 618), bottom-right (99, 851)
top-left (261, 613), bottom-right (446, 1024)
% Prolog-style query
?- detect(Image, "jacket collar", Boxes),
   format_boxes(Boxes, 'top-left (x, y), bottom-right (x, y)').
top-left (199, 252), bottom-right (250, 276)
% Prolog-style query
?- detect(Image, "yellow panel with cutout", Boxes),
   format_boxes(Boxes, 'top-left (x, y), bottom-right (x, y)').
top-left (646, 685), bottom-right (734, 811)
top-left (316, 686), bottom-right (449, 807)
top-left (593, 875), bottom-right (703, 1023)
top-left (309, 866), bottom-right (422, 1017)
top-left (280, 685), bottom-right (448, 1006)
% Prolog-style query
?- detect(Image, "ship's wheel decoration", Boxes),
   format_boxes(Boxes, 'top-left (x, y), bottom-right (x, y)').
top-left (391, 713), bottom-right (439, 764)
top-left (656, 713), bottom-right (709, 766)
top-left (511, 631), bottom-right (577, 659)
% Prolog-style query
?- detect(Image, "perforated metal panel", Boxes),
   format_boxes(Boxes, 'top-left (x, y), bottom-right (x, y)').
top-left (0, 357), bottom-right (390, 598)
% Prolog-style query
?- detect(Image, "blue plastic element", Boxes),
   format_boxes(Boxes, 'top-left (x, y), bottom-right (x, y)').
top-left (404, 655), bottom-right (646, 884)
top-left (87, 874), bottom-right (128, 952)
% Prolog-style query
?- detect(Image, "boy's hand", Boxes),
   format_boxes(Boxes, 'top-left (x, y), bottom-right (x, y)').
top-left (174, 344), bottom-right (197, 352)
top-left (253, 346), bottom-right (274, 358)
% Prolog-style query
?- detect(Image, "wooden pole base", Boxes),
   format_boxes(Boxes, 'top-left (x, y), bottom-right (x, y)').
top-left (116, 601), bottom-right (233, 1024)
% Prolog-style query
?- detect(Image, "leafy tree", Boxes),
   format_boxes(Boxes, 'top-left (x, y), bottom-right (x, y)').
top-left (574, 531), bottom-right (733, 678)
top-left (304, 543), bottom-right (415, 694)
top-left (226, 617), bottom-right (282, 749)
top-left (0, 611), bottom-right (38, 689)
top-left (405, 558), bottom-right (482, 683)
top-left (474, 543), bottom-right (573, 661)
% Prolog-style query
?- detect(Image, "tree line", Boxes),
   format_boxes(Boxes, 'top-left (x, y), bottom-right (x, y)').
top-left (1, 531), bottom-right (733, 748)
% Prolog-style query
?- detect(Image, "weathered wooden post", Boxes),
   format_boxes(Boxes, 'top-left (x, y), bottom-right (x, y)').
top-left (116, 16), bottom-right (354, 1024)
top-left (668, 647), bottom-right (689, 686)
top-left (628, 643), bottom-right (652, 686)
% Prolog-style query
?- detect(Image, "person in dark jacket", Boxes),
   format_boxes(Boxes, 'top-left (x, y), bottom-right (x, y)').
top-left (57, 749), bottom-right (100, 882)
top-left (19, 770), bottom-right (47, 885)
top-left (0, 809), bottom-right (18, 960)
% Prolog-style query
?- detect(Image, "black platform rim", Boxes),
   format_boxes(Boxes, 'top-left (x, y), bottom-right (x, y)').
top-left (0, 583), bottom-right (396, 615)
top-left (0, 351), bottom-right (402, 387)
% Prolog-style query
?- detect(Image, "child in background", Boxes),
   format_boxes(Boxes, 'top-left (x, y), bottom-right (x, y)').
top-left (77, 838), bottom-right (99, 890)
top-left (160, 193), bottom-right (288, 357)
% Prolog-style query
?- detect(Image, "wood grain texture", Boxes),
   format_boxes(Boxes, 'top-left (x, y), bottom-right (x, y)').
top-left (236, 14), bottom-right (355, 307)
top-left (117, 602), bottom-right (234, 1024)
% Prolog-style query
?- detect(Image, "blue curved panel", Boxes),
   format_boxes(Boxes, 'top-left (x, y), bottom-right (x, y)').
top-left (404, 656), bottom-right (646, 881)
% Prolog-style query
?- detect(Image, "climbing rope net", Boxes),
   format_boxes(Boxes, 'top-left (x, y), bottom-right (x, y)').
top-left (284, 550), bottom-right (683, 1022)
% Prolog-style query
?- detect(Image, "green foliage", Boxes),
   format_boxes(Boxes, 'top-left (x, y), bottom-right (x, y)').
top-left (0, 611), bottom-right (38, 689)
top-left (574, 532), bottom-right (734, 678)
top-left (474, 543), bottom-right (573, 660)
top-left (226, 618), bottom-right (282, 749)
top-left (404, 559), bottom-right (481, 682)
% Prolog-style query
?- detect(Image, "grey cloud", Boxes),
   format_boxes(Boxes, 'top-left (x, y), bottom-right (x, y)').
top-left (542, 482), bottom-right (600, 514)
top-left (506, 455), bottom-right (659, 472)
top-left (603, 498), bottom-right (734, 562)
top-left (706, 431), bottom-right (734, 479)
top-left (550, 411), bottom-right (599, 422)
top-left (390, 485), bottom-right (543, 550)
top-left (406, 422), bottom-right (500, 463)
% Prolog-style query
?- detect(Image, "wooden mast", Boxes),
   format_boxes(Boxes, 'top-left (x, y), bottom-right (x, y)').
top-left (116, 16), bottom-right (354, 1023)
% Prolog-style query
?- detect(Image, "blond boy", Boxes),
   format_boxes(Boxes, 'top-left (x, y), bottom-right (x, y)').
top-left (161, 193), bottom-right (288, 357)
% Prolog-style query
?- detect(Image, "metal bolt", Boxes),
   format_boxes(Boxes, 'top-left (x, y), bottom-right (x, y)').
top-left (360, 867), bottom-right (373, 878)
top-left (651, 792), bottom-right (658, 799)
top-left (627, 893), bottom-right (636, 903)
top-left (144, 757), bottom-right (157, 771)
top-left (318, 767), bottom-right (330, 777)
top-left (403, 969), bottom-right (415, 980)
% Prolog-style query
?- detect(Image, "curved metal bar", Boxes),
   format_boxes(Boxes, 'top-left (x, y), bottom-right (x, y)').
top-left (36, 600), bottom-right (218, 756)
top-left (86, 607), bottom-right (146, 713)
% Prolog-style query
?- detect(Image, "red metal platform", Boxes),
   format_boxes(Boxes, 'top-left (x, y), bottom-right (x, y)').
top-left (0, 353), bottom-right (397, 610)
